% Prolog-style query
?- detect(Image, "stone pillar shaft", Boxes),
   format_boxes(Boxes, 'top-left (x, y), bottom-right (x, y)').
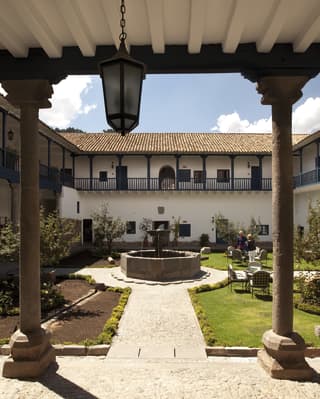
top-left (271, 101), bottom-right (293, 336)
top-left (1, 79), bottom-right (56, 379)
top-left (256, 75), bottom-right (314, 380)
top-left (19, 104), bottom-right (41, 332)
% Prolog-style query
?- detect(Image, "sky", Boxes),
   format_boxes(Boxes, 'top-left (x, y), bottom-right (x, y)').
top-left (2, 73), bottom-right (320, 134)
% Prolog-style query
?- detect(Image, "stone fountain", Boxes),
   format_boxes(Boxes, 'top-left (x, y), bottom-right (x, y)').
top-left (120, 226), bottom-right (200, 281)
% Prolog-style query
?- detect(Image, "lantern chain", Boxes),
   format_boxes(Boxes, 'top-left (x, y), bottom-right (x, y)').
top-left (119, 0), bottom-right (127, 42)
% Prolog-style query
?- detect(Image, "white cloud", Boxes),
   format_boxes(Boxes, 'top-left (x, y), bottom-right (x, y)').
top-left (211, 112), bottom-right (271, 133)
top-left (39, 75), bottom-right (97, 128)
top-left (211, 97), bottom-right (320, 134)
top-left (82, 104), bottom-right (97, 114)
top-left (293, 97), bottom-right (320, 133)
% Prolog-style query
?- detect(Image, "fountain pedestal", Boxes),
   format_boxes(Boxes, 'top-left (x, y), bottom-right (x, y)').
top-left (121, 250), bottom-right (201, 281)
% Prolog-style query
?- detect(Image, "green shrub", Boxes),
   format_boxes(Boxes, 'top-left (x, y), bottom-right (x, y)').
top-left (40, 282), bottom-right (65, 312)
top-left (200, 233), bottom-right (210, 247)
top-left (0, 277), bottom-right (67, 316)
top-left (296, 273), bottom-right (320, 306)
top-left (0, 223), bottom-right (19, 262)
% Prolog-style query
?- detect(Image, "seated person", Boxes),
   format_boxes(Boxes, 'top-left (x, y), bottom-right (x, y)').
top-left (236, 230), bottom-right (247, 251)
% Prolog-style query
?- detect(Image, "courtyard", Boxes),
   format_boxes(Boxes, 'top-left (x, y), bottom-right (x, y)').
top-left (1, 260), bottom-right (320, 398)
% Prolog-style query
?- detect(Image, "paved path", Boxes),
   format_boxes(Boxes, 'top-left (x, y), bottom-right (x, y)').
top-left (78, 267), bottom-right (226, 360)
top-left (0, 356), bottom-right (319, 398)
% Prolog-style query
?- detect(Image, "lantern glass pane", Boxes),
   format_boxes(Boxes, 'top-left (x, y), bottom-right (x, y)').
top-left (102, 63), bottom-right (120, 115)
top-left (112, 118), bottom-right (121, 129)
top-left (125, 118), bottom-right (134, 130)
top-left (123, 63), bottom-right (143, 115)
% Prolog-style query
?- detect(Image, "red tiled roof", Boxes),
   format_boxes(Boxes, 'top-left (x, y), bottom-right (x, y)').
top-left (59, 132), bottom-right (307, 154)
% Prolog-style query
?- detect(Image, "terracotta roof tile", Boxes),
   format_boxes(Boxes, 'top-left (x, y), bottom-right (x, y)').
top-left (59, 132), bottom-right (307, 154)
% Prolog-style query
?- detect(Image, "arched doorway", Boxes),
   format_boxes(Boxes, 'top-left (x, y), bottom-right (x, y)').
top-left (159, 165), bottom-right (175, 190)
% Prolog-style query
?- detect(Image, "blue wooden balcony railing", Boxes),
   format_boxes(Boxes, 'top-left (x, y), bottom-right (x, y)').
top-left (293, 168), bottom-right (320, 188)
top-left (73, 177), bottom-right (272, 191)
top-left (0, 148), bottom-right (20, 182)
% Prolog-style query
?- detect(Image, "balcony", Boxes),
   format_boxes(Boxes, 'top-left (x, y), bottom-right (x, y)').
top-left (0, 149), bottom-right (63, 192)
top-left (293, 168), bottom-right (320, 188)
top-left (73, 177), bottom-right (272, 192)
top-left (0, 148), bottom-right (19, 183)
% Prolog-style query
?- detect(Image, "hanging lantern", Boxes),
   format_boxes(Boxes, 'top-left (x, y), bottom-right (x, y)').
top-left (99, 0), bottom-right (145, 136)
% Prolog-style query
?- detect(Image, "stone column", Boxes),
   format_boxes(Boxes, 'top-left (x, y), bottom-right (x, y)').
top-left (1, 80), bottom-right (56, 378)
top-left (256, 76), bottom-right (314, 380)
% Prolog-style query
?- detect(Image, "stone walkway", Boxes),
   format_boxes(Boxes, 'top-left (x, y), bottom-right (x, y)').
top-left (1, 266), bottom-right (320, 398)
top-left (0, 356), bottom-right (319, 398)
top-left (80, 266), bottom-right (225, 360)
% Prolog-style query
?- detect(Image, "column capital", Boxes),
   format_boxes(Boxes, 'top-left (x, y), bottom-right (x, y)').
top-left (1, 80), bottom-right (52, 108)
top-left (256, 76), bottom-right (311, 106)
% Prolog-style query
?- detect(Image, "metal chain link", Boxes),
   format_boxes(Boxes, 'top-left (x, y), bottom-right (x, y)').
top-left (119, 0), bottom-right (127, 42)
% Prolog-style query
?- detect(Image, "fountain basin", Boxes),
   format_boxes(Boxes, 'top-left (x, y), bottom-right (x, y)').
top-left (120, 250), bottom-right (201, 281)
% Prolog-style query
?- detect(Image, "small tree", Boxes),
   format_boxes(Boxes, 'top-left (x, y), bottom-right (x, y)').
top-left (139, 217), bottom-right (152, 246)
top-left (214, 213), bottom-right (241, 245)
top-left (0, 223), bottom-right (19, 262)
top-left (297, 200), bottom-right (320, 264)
top-left (40, 207), bottom-right (80, 267)
top-left (170, 217), bottom-right (181, 246)
top-left (293, 225), bottom-right (305, 263)
top-left (306, 200), bottom-right (320, 261)
top-left (92, 203), bottom-right (126, 255)
top-left (0, 209), bottom-right (79, 266)
top-left (246, 217), bottom-right (261, 240)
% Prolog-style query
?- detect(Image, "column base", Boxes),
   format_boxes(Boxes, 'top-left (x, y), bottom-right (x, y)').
top-left (2, 328), bottom-right (56, 379)
top-left (257, 329), bottom-right (315, 381)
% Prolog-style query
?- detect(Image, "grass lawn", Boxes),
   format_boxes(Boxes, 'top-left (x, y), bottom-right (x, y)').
top-left (197, 285), bottom-right (320, 347)
top-left (201, 252), bottom-right (320, 271)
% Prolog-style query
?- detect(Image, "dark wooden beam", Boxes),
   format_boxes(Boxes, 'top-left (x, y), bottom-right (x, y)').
top-left (0, 44), bottom-right (319, 83)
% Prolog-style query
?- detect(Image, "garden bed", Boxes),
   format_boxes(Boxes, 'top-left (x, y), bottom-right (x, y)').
top-left (0, 277), bottom-right (129, 346)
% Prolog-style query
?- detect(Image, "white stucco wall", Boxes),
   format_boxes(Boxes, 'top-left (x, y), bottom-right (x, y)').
top-left (293, 187), bottom-right (320, 229)
top-left (58, 190), bottom-right (273, 243)
top-left (58, 186), bottom-right (82, 220)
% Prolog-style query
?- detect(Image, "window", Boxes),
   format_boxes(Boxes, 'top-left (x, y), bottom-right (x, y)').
top-left (178, 169), bottom-right (191, 182)
top-left (76, 201), bottom-right (80, 214)
top-left (194, 170), bottom-right (205, 183)
top-left (217, 169), bottom-right (230, 183)
top-left (179, 223), bottom-right (191, 237)
top-left (126, 221), bottom-right (136, 234)
top-left (99, 171), bottom-right (108, 181)
top-left (258, 225), bottom-right (269, 236)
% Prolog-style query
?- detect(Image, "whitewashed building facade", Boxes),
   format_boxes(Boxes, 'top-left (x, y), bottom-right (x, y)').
top-left (0, 95), bottom-right (317, 248)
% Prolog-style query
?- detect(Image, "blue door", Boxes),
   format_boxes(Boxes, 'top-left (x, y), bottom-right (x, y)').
top-left (251, 166), bottom-right (262, 190)
top-left (116, 166), bottom-right (128, 190)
